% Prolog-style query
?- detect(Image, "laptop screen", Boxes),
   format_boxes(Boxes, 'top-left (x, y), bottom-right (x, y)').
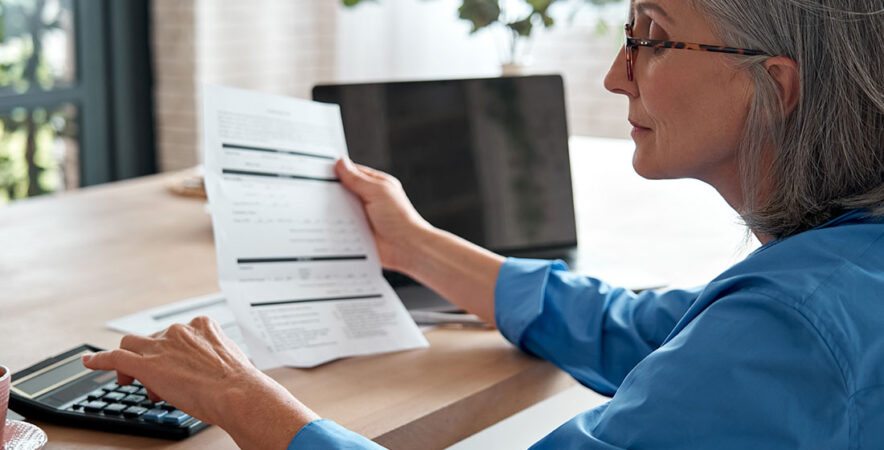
top-left (312, 75), bottom-right (577, 254)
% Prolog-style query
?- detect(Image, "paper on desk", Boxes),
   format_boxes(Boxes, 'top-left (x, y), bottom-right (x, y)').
top-left (106, 292), bottom-right (250, 355)
top-left (201, 84), bottom-right (428, 369)
top-left (105, 292), bottom-right (437, 352)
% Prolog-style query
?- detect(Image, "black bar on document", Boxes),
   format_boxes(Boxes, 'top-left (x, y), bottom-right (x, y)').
top-left (222, 143), bottom-right (335, 160)
top-left (237, 255), bottom-right (367, 264)
top-left (251, 294), bottom-right (383, 307)
top-left (222, 168), bottom-right (340, 183)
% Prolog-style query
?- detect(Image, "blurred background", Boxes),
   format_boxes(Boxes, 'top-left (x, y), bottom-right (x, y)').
top-left (0, 0), bottom-right (630, 205)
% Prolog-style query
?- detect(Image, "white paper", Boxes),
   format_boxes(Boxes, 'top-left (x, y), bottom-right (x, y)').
top-left (106, 292), bottom-right (249, 355)
top-left (201, 84), bottom-right (428, 369)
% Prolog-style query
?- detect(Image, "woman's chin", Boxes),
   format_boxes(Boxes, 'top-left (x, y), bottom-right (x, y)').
top-left (632, 151), bottom-right (669, 180)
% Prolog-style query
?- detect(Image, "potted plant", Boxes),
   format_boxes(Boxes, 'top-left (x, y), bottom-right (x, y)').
top-left (342, 0), bottom-right (622, 74)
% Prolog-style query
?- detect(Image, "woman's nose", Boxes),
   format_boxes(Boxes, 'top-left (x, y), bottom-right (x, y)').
top-left (604, 46), bottom-right (637, 98)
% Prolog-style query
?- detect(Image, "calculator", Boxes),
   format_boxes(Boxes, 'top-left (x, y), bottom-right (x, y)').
top-left (9, 344), bottom-right (209, 440)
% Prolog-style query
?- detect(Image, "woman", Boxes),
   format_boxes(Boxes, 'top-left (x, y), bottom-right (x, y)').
top-left (83, 0), bottom-right (884, 448)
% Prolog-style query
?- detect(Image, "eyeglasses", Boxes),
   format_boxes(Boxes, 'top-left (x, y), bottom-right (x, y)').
top-left (624, 22), bottom-right (770, 81)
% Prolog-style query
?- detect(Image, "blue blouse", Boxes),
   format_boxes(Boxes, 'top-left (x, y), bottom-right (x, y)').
top-left (289, 210), bottom-right (884, 449)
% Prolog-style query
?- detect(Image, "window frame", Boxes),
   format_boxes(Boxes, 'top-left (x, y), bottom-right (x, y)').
top-left (0, 0), bottom-right (156, 188)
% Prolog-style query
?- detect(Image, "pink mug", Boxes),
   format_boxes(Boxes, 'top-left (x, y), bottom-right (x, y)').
top-left (0, 365), bottom-right (9, 443)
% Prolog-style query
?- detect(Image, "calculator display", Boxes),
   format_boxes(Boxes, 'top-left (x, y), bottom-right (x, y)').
top-left (13, 351), bottom-right (92, 398)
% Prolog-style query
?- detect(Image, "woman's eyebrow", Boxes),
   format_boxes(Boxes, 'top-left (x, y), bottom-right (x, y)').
top-left (634, 1), bottom-right (676, 25)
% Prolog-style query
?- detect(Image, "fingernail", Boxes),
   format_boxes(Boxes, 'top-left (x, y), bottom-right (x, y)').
top-left (81, 354), bottom-right (92, 363)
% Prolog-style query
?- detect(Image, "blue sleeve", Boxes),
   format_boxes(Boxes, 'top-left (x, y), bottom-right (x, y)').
top-left (494, 258), bottom-right (701, 395)
top-left (531, 290), bottom-right (848, 449)
top-left (288, 419), bottom-right (385, 449)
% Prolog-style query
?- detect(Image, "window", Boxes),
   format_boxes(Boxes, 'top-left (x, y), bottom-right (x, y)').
top-left (0, 0), bottom-right (155, 204)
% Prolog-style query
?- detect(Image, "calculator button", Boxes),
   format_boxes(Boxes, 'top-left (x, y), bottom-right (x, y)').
top-left (83, 400), bottom-right (109, 412)
top-left (71, 403), bottom-right (84, 410)
top-left (139, 399), bottom-right (155, 408)
top-left (155, 401), bottom-right (177, 411)
top-left (143, 408), bottom-right (168, 422)
top-left (132, 380), bottom-right (143, 387)
top-left (116, 385), bottom-right (140, 394)
top-left (103, 403), bottom-right (128, 415)
top-left (135, 387), bottom-right (148, 396)
top-left (122, 406), bottom-right (148, 418)
top-left (161, 410), bottom-right (191, 425)
top-left (86, 389), bottom-right (107, 401)
top-left (101, 382), bottom-right (120, 391)
top-left (102, 392), bottom-right (126, 402)
top-left (121, 394), bottom-right (146, 405)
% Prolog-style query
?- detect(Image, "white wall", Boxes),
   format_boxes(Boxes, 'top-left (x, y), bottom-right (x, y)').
top-left (151, 0), bottom-right (631, 171)
top-left (334, 0), bottom-right (501, 82)
top-left (332, 0), bottom-right (631, 138)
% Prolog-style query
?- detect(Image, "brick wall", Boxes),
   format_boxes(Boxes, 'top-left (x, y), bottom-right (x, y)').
top-left (151, 0), bottom-right (198, 171)
top-left (151, 0), bottom-right (337, 171)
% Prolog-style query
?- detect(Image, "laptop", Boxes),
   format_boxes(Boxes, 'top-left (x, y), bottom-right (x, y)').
top-left (313, 75), bottom-right (660, 311)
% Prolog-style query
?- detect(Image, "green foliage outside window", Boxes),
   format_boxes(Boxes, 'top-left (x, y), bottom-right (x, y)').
top-left (0, 0), bottom-right (77, 204)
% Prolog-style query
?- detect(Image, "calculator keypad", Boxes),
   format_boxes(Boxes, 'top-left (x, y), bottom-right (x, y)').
top-left (122, 406), bottom-right (148, 418)
top-left (102, 403), bottom-right (128, 415)
top-left (72, 382), bottom-right (192, 427)
top-left (121, 394), bottom-right (146, 405)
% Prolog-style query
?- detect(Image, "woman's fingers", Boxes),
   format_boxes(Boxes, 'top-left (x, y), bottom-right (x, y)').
top-left (335, 158), bottom-right (366, 186)
top-left (335, 158), bottom-right (383, 198)
top-left (82, 348), bottom-right (143, 378)
top-left (78, 318), bottom-right (270, 429)
top-left (354, 163), bottom-right (392, 182)
top-left (145, 388), bottom-right (163, 403)
top-left (120, 333), bottom-right (157, 354)
top-left (189, 315), bottom-right (215, 330)
top-left (87, 338), bottom-right (154, 386)
top-left (190, 316), bottom-right (228, 347)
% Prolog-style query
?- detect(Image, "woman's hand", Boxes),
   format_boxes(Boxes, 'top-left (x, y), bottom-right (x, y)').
top-left (335, 158), bottom-right (505, 323)
top-left (335, 158), bottom-right (434, 273)
top-left (81, 316), bottom-right (318, 450)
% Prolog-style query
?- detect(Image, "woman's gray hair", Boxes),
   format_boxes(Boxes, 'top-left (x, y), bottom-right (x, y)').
top-left (692, 0), bottom-right (884, 238)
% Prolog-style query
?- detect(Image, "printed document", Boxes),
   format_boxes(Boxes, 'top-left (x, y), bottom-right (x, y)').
top-left (202, 85), bottom-right (428, 369)
top-left (106, 292), bottom-right (249, 354)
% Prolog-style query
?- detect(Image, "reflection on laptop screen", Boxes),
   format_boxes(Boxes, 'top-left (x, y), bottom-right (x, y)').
top-left (312, 75), bottom-right (577, 255)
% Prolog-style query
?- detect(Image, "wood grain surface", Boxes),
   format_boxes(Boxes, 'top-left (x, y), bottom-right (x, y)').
top-left (0, 172), bottom-right (574, 449)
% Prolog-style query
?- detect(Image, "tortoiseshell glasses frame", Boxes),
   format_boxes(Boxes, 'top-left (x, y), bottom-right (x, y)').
top-left (624, 22), bottom-right (770, 81)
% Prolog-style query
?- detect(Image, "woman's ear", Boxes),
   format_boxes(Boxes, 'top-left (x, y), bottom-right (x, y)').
top-left (763, 56), bottom-right (800, 116)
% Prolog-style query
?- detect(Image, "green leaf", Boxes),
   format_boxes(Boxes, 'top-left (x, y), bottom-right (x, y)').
top-left (458, 0), bottom-right (501, 33)
top-left (341, 0), bottom-right (371, 7)
top-left (526, 0), bottom-right (558, 30)
top-left (507, 17), bottom-right (533, 37)
top-left (525, 0), bottom-right (556, 12)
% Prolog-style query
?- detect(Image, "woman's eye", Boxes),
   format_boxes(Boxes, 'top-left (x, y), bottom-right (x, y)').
top-left (648, 21), bottom-right (665, 39)
top-left (648, 21), bottom-right (668, 54)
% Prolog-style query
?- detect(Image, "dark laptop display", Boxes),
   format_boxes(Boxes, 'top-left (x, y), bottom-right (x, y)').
top-left (312, 75), bottom-right (577, 258)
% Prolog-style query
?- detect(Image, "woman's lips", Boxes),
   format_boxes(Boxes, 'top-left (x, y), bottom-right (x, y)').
top-left (629, 119), bottom-right (651, 138)
top-left (628, 119), bottom-right (650, 130)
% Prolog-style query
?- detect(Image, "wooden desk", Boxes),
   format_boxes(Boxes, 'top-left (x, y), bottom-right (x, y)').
top-left (0, 172), bottom-right (575, 449)
top-left (1, 136), bottom-right (757, 448)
